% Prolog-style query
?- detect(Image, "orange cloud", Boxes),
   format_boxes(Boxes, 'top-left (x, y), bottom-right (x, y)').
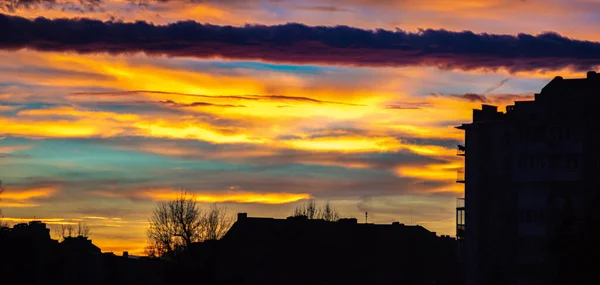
top-left (1, 187), bottom-right (57, 200)
top-left (0, 186), bottom-right (59, 208)
top-left (395, 160), bottom-right (465, 194)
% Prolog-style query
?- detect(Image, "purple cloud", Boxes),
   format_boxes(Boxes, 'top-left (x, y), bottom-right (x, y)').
top-left (2, 13), bottom-right (600, 71)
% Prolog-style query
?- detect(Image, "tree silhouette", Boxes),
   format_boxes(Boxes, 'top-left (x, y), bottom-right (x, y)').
top-left (321, 201), bottom-right (340, 222)
top-left (54, 222), bottom-right (91, 242)
top-left (293, 199), bottom-right (340, 221)
top-left (146, 190), bottom-right (233, 258)
top-left (0, 181), bottom-right (7, 228)
top-left (204, 203), bottom-right (234, 241)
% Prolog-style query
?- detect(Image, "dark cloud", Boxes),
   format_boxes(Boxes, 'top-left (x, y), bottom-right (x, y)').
top-left (3, 14), bottom-right (600, 71)
top-left (385, 102), bottom-right (432, 110)
top-left (482, 78), bottom-right (510, 94)
top-left (158, 99), bottom-right (246, 108)
top-left (430, 93), bottom-right (534, 104)
top-left (70, 90), bottom-right (362, 106)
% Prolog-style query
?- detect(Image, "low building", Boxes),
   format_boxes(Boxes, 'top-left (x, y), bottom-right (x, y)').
top-left (0, 220), bottom-right (168, 285)
top-left (189, 213), bottom-right (461, 285)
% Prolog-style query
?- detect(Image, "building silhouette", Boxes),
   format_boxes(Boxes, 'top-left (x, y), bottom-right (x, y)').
top-left (187, 213), bottom-right (461, 285)
top-left (457, 71), bottom-right (600, 285)
top-left (0, 221), bottom-right (168, 285)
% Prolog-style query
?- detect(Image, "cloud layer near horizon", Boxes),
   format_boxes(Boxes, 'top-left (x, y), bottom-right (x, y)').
top-left (2, 13), bottom-right (600, 72)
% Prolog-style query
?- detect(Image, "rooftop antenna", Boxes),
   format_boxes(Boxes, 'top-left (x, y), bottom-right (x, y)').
top-left (365, 212), bottom-right (368, 224)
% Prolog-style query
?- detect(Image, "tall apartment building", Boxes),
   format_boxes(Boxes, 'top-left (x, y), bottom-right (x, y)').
top-left (456, 71), bottom-right (600, 285)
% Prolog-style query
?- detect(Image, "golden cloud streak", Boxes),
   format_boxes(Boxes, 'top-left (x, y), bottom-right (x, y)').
top-left (1, 217), bottom-right (82, 225)
top-left (0, 202), bottom-right (40, 207)
top-left (142, 190), bottom-right (311, 205)
top-left (396, 161), bottom-right (463, 181)
top-left (1, 187), bottom-right (57, 200)
top-left (0, 186), bottom-right (59, 208)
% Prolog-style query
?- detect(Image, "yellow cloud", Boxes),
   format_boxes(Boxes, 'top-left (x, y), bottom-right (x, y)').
top-left (141, 189), bottom-right (312, 205)
top-left (396, 161), bottom-right (463, 182)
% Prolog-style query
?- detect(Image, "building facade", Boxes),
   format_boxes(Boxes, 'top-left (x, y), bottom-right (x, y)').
top-left (458, 71), bottom-right (600, 285)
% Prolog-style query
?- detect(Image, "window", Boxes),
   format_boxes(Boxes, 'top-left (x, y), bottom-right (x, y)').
top-left (520, 209), bottom-right (546, 224)
top-left (539, 156), bottom-right (547, 169)
top-left (566, 155), bottom-right (579, 170)
top-left (519, 156), bottom-right (527, 169)
top-left (528, 156), bottom-right (535, 170)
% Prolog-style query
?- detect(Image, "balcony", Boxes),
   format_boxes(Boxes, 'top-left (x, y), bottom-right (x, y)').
top-left (456, 198), bottom-right (465, 239)
top-left (457, 224), bottom-right (465, 238)
top-left (456, 169), bottom-right (465, 183)
top-left (456, 197), bottom-right (465, 209)
top-left (457, 144), bottom-right (466, 156)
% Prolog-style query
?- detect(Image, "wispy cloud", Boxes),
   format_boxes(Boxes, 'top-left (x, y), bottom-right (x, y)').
top-left (0, 186), bottom-right (59, 207)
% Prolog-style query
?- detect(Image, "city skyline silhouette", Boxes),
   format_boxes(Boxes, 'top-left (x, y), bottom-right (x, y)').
top-left (2, 2), bottom-right (600, 284)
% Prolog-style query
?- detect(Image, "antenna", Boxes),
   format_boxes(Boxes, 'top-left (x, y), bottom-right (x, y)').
top-left (365, 212), bottom-right (368, 224)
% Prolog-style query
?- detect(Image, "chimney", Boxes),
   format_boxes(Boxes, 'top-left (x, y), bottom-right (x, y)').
top-left (587, 71), bottom-right (597, 78)
top-left (123, 251), bottom-right (129, 258)
top-left (237, 213), bottom-right (247, 221)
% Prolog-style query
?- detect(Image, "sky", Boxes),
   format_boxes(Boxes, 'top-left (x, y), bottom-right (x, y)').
top-left (1, 0), bottom-right (600, 255)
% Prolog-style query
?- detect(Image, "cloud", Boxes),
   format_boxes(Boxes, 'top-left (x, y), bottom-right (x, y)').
top-left (384, 102), bottom-right (432, 110)
top-left (0, 144), bottom-right (31, 153)
top-left (482, 78), bottom-right (510, 94)
top-left (93, 188), bottom-right (312, 204)
top-left (1, 217), bottom-right (81, 224)
top-left (3, 13), bottom-right (600, 72)
top-left (70, 90), bottom-right (363, 106)
top-left (158, 99), bottom-right (246, 108)
top-left (0, 185), bottom-right (59, 207)
top-left (291, 5), bottom-right (353, 13)
top-left (430, 93), bottom-right (534, 104)
top-left (0, 0), bottom-right (102, 13)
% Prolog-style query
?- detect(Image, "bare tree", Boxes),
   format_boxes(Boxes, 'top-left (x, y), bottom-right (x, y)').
top-left (0, 181), bottom-right (7, 228)
top-left (293, 199), bottom-right (340, 221)
top-left (321, 201), bottom-right (340, 222)
top-left (294, 198), bottom-right (320, 219)
top-left (77, 221), bottom-right (91, 237)
top-left (146, 190), bottom-right (233, 258)
top-left (204, 203), bottom-right (234, 241)
top-left (55, 222), bottom-right (91, 242)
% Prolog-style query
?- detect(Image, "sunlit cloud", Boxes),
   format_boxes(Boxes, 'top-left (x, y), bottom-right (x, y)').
top-left (0, 26), bottom-right (567, 256)
top-left (0, 144), bottom-right (32, 154)
top-left (1, 187), bottom-right (57, 200)
top-left (140, 189), bottom-right (312, 205)
top-left (1, 217), bottom-right (81, 225)
top-left (396, 161), bottom-right (462, 182)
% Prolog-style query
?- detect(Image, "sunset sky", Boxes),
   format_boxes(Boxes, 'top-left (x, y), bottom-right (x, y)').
top-left (1, 0), bottom-right (600, 255)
